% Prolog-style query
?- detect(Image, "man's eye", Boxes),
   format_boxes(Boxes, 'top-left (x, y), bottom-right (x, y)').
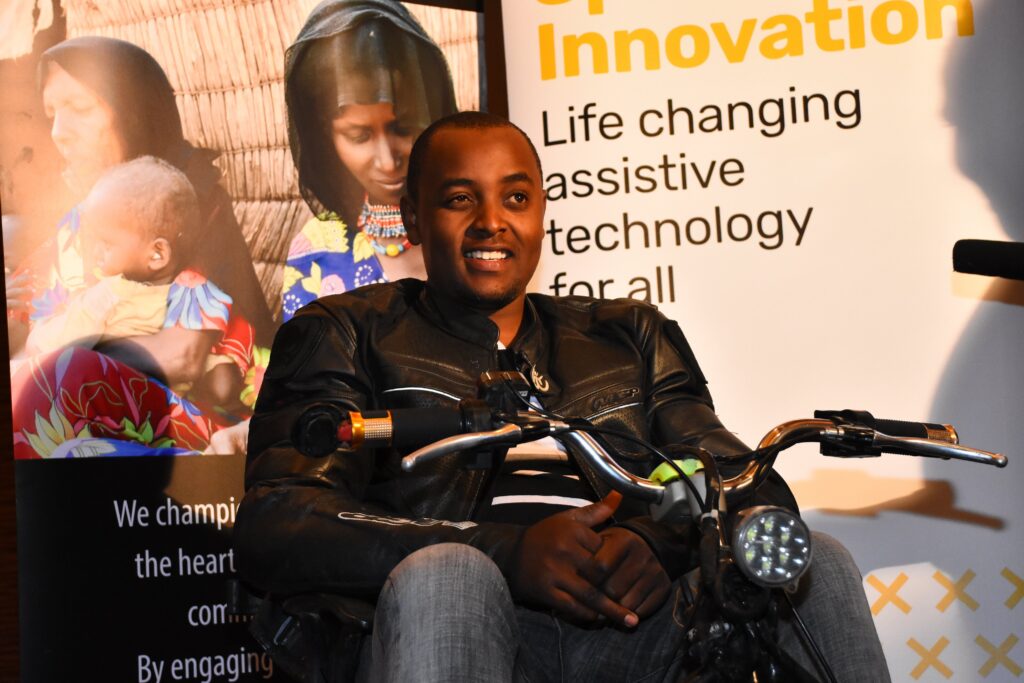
top-left (508, 191), bottom-right (529, 205)
top-left (446, 193), bottom-right (471, 205)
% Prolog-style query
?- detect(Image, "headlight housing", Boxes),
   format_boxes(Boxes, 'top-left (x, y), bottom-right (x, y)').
top-left (731, 505), bottom-right (812, 588)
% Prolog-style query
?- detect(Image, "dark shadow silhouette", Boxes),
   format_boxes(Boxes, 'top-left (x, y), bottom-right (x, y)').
top-left (944, 3), bottom-right (1024, 241)
top-left (805, 2), bottom-right (1024, 575)
top-left (928, 0), bottom-right (1023, 534)
top-left (790, 469), bottom-right (1004, 529)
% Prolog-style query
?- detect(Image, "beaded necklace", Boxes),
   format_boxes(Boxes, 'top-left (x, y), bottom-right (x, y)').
top-left (357, 196), bottom-right (412, 257)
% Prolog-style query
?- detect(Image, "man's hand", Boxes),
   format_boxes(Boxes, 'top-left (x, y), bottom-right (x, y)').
top-left (510, 491), bottom-right (666, 628)
top-left (586, 526), bottom-right (672, 620)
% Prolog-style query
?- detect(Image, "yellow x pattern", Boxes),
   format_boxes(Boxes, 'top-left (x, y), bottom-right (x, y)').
top-left (1003, 568), bottom-right (1024, 609)
top-left (908, 637), bottom-right (953, 679)
top-left (976, 634), bottom-right (1022, 678)
top-left (933, 569), bottom-right (979, 612)
top-left (867, 572), bottom-right (911, 616)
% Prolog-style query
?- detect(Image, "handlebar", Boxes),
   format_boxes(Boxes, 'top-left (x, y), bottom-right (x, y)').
top-left (397, 410), bottom-right (1006, 505)
top-left (400, 423), bottom-right (524, 469)
top-left (400, 417), bottom-right (667, 502)
top-left (724, 417), bottom-right (1006, 496)
top-left (291, 400), bottom-right (1006, 505)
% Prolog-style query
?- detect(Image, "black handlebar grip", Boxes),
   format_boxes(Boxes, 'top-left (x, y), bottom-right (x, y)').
top-left (293, 403), bottom-right (347, 457)
top-left (815, 410), bottom-right (960, 455)
top-left (872, 418), bottom-right (957, 443)
top-left (390, 407), bottom-right (467, 449)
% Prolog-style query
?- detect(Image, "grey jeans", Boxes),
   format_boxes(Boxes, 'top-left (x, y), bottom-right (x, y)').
top-left (357, 533), bottom-right (889, 682)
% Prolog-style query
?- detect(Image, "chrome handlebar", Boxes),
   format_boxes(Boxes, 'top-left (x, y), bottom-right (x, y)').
top-left (401, 417), bottom-right (666, 502)
top-left (400, 414), bottom-right (1007, 503)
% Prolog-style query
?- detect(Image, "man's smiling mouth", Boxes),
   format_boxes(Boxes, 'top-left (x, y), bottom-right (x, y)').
top-left (464, 250), bottom-right (510, 260)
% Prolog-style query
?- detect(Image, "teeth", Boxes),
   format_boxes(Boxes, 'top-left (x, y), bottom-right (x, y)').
top-left (465, 250), bottom-right (509, 260)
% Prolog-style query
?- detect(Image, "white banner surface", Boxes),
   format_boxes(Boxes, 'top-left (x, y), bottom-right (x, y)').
top-left (504, 1), bottom-right (1023, 680)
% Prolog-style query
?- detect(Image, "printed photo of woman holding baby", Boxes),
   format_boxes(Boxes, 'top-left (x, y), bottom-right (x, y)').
top-left (7, 36), bottom-right (274, 458)
top-left (2, 0), bottom-right (487, 458)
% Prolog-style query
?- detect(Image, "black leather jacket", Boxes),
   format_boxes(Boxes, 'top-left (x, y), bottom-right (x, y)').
top-left (236, 280), bottom-right (791, 600)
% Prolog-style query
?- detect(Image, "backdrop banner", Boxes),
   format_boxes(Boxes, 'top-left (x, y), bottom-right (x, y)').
top-left (2, 1), bottom-right (484, 679)
top-left (502, 1), bottom-right (1023, 680)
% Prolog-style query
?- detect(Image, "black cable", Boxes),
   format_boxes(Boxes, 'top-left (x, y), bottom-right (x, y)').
top-left (570, 423), bottom-right (709, 515)
top-left (783, 591), bottom-right (839, 683)
top-left (504, 378), bottom-right (708, 512)
top-left (511, 384), bottom-right (563, 420)
top-left (738, 430), bottom-right (821, 499)
top-left (689, 447), bottom-right (724, 513)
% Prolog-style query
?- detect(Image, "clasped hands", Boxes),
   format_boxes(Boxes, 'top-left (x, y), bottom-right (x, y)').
top-left (509, 491), bottom-right (671, 628)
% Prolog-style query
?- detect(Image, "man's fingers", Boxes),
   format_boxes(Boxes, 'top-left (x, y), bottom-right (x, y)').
top-left (549, 588), bottom-right (601, 624)
top-left (595, 536), bottom-right (646, 598)
top-left (559, 574), bottom-right (638, 628)
top-left (631, 577), bottom-right (673, 619)
top-left (615, 569), bottom-right (671, 617)
top-left (584, 527), bottom-right (672, 620)
top-left (568, 490), bottom-right (622, 528)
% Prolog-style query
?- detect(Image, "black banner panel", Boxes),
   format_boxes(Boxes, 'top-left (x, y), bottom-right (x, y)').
top-left (16, 455), bottom-right (272, 682)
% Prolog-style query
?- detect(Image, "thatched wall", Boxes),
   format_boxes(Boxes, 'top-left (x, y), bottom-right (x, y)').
top-left (62, 0), bottom-right (480, 320)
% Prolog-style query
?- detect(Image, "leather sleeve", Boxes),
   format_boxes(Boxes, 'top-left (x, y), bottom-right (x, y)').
top-left (234, 304), bottom-right (524, 600)
top-left (641, 310), bottom-right (749, 457)
top-left (615, 305), bottom-right (797, 577)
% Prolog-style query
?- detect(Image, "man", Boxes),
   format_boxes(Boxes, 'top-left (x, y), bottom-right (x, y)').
top-left (236, 112), bottom-right (888, 681)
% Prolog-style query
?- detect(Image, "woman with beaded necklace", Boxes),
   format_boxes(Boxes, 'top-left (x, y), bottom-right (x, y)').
top-left (281, 0), bottom-right (458, 321)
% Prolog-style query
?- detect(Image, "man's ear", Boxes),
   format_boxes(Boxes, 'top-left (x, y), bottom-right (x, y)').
top-left (149, 237), bottom-right (172, 271)
top-left (401, 195), bottom-right (421, 245)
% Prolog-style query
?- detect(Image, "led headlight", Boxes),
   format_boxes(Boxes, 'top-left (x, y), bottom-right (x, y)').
top-left (731, 506), bottom-right (812, 588)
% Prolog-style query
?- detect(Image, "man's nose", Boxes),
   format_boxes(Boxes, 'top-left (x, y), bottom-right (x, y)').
top-left (470, 197), bottom-right (506, 236)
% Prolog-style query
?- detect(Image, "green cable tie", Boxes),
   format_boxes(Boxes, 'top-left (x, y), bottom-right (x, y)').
top-left (649, 458), bottom-right (703, 484)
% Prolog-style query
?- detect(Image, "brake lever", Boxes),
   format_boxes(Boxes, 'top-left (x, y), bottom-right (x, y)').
top-left (870, 433), bottom-right (1007, 467)
top-left (401, 423), bottom-right (524, 471)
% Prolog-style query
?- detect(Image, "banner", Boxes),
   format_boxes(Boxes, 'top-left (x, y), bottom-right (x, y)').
top-left (1, 1), bottom-right (485, 679)
top-left (503, 1), bottom-right (1022, 680)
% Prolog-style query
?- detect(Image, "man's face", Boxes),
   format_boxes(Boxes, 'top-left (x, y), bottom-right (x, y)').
top-left (404, 127), bottom-right (545, 312)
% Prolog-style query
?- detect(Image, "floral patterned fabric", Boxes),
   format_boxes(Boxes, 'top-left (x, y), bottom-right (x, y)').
top-left (165, 269), bottom-right (254, 377)
top-left (281, 212), bottom-right (386, 321)
top-left (12, 347), bottom-right (211, 458)
top-left (11, 207), bottom-right (264, 458)
top-left (19, 206), bottom-right (86, 325)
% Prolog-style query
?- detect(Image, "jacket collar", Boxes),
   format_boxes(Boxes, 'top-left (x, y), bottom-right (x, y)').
top-left (414, 283), bottom-right (501, 349)
top-left (508, 296), bottom-right (558, 399)
top-left (413, 283), bottom-right (545, 355)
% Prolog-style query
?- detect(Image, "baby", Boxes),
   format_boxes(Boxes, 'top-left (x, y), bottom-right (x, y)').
top-left (20, 156), bottom-right (200, 355)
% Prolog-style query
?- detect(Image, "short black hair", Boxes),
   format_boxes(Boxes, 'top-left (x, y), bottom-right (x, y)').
top-left (405, 111), bottom-right (543, 202)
